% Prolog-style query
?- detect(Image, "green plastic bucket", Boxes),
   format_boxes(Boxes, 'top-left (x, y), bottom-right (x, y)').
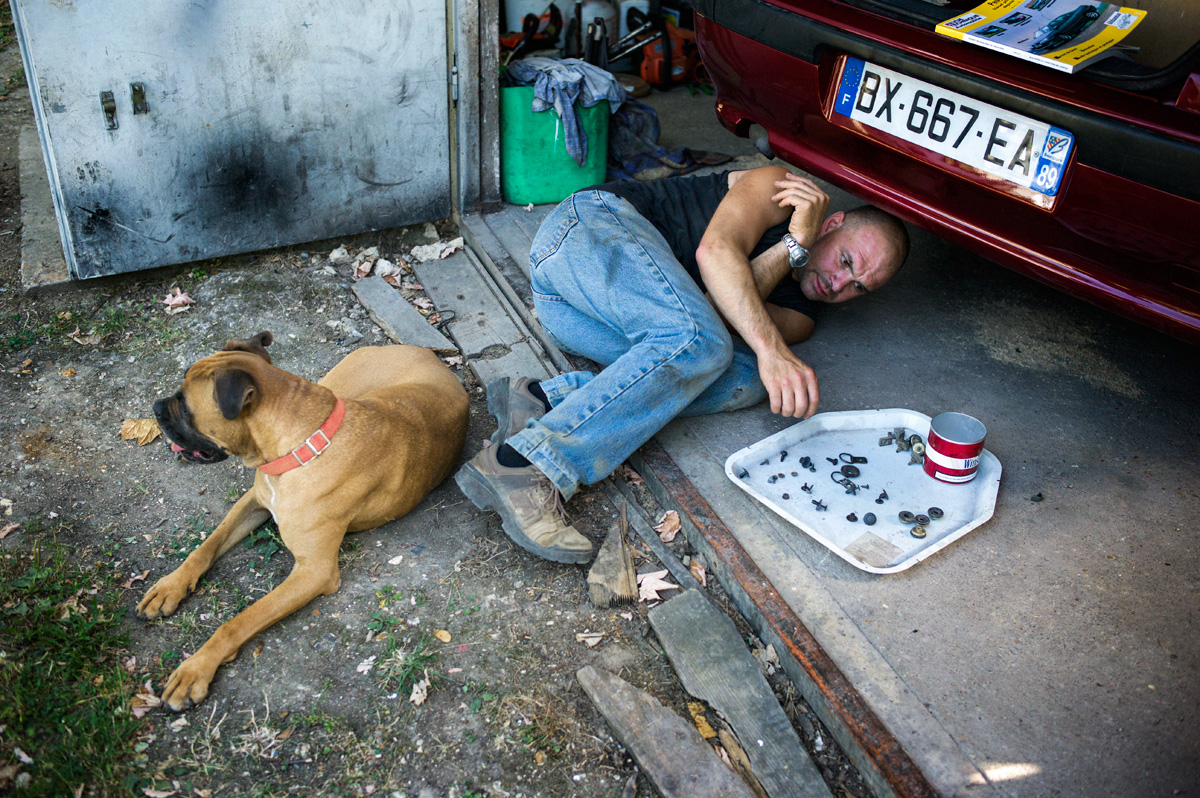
top-left (499, 85), bottom-right (609, 206)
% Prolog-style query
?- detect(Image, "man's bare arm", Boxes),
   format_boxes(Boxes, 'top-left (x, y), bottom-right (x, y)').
top-left (696, 167), bottom-right (827, 417)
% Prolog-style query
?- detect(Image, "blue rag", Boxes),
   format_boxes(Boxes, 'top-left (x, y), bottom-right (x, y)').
top-left (505, 57), bottom-right (626, 166)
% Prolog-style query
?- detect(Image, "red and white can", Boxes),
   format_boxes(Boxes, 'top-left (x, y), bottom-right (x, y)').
top-left (924, 412), bottom-right (987, 484)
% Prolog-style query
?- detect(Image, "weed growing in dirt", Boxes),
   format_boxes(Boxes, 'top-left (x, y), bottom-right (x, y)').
top-left (243, 520), bottom-right (283, 570)
top-left (377, 631), bottom-right (439, 697)
top-left (0, 528), bottom-right (147, 795)
top-left (167, 515), bottom-right (208, 560)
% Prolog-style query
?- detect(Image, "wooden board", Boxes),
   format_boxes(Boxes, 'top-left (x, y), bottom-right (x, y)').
top-left (414, 250), bottom-right (553, 387)
top-left (649, 589), bottom-right (832, 798)
top-left (576, 665), bottom-right (756, 798)
top-left (351, 276), bottom-right (457, 354)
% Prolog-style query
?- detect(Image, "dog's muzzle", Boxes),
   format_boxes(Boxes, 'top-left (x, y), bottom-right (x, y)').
top-left (153, 393), bottom-right (229, 464)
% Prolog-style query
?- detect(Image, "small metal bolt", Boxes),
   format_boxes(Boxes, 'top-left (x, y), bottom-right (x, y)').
top-left (911, 525), bottom-right (927, 539)
top-left (846, 513), bottom-right (857, 522)
top-left (782, 493), bottom-right (790, 500)
top-left (736, 468), bottom-right (748, 479)
top-left (780, 450), bottom-right (788, 462)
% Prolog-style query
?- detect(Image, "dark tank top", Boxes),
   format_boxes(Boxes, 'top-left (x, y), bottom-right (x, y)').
top-left (589, 171), bottom-right (817, 320)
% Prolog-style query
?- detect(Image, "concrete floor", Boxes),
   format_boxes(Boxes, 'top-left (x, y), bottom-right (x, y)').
top-left (484, 84), bottom-right (1200, 796)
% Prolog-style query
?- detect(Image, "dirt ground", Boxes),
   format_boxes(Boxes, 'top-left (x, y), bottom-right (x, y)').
top-left (0, 16), bottom-right (869, 798)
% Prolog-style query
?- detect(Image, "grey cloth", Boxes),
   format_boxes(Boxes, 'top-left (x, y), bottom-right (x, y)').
top-left (506, 57), bottom-right (625, 166)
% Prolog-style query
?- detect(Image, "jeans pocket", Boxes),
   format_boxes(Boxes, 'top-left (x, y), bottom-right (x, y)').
top-left (529, 194), bottom-right (581, 269)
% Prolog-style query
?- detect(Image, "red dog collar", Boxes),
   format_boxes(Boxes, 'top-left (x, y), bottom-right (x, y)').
top-left (258, 399), bottom-right (346, 475)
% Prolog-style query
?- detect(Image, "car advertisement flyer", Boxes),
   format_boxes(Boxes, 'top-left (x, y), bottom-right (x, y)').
top-left (936, 0), bottom-right (1146, 73)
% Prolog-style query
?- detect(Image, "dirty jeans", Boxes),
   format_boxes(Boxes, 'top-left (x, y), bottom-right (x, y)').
top-left (505, 189), bottom-right (768, 500)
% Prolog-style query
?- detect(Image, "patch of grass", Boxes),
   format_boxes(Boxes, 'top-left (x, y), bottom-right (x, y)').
top-left (0, 65), bottom-right (21, 97)
top-left (167, 515), bottom-right (209, 561)
top-left (243, 520), bottom-right (283, 570)
top-left (377, 631), bottom-right (439, 697)
top-left (0, 529), bottom-right (147, 795)
top-left (3, 327), bottom-right (34, 350)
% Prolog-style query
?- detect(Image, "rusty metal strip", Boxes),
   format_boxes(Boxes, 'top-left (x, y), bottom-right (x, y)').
top-left (634, 439), bottom-right (937, 798)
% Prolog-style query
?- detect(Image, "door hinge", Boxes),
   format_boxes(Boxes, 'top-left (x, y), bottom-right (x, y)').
top-left (450, 57), bottom-right (459, 104)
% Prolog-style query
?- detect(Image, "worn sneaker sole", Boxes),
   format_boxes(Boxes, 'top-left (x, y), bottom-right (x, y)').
top-left (455, 459), bottom-right (592, 565)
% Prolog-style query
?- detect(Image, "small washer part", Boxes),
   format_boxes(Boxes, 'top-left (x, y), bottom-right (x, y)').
top-left (898, 510), bottom-right (916, 524)
top-left (791, 471), bottom-right (799, 477)
top-left (782, 493), bottom-right (790, 500)
top-left (863, 512), bottom-right (877, 525)
top-left (911, 525), bottom-right (927, 539)
top-left (928, 507), bottom-right (944, 520)
top-left (840, 464), bottom-right (861, 478)
top-left (914, 514), bottom-right (931, 526)
top-left (912, 441), bottom-right (926, 455)
top-left (846, 512), bottom-right (858, 522)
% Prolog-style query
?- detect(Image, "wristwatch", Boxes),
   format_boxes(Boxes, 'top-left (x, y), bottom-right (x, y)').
top-left (782, 233), bottom-right (809, 269)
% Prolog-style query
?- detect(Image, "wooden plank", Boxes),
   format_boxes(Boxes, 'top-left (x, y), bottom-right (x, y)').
top-left (504, 202), bottom-right (554, 245)
top-left (649, 590), bottom-right (832, 798)
top-left (414, 251), bottom-right (553, 387)
top-left (630, 441), bottom-right (939, 798)
top-left (483, 210), bottom-right (536, 282)
top-left (576, 665), bottom-right (756, 798)
top-left (351, 276), bottom-right (457, 354)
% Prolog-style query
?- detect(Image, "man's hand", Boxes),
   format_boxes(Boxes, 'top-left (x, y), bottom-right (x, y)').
top-left (757, 343), bottom-right (820, 418)
top-left (771, 174), bottom-right (829, 248)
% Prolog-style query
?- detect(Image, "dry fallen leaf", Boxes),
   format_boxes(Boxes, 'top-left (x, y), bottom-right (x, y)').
top-left (637, 569), bottom-right (679, 602)
top-left (687, 702), bottom-right (717, 739)
top-left (120, 569), bottom-right (150, 589)
top-left (14, 748), bottom-right (32, 765)
top-left (434, 629), bottom-right (451, 643)
top-left (53, 596), bottom-right (87, 620)
top-left (142, 787), bottom-right (177, 797)
top-left (356, 655), bottom-right (377, 675)
top-left (689, 559), bottom-right (707, 588)
top-left (169, 716), bottom-right (189, 732)
top-left (131, 679), bottom-right (162, 718)
top-left (618, 465), bottom-right (644, 486)
top-left (121, 418), bottom-right (162, 446)
top-left (252, 641), bottom-right (264, 659)
top-left (61, 367), bottom-right (76, 377)
top-left (575, 632), bottom-right (604, 648)
top-left (409, 671), bottom-right (431, 706)
top-left (653, 510), bottom-right (681, 543)
top-left (162, 287), bottom-right (195, 315)
top-left (67, 326), bottom-right (102, 346)
top-left (0, 523), bottom-right (18, 540)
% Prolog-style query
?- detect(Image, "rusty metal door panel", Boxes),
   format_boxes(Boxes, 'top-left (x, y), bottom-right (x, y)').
top-left (13, 0), bottom-right (451, 279)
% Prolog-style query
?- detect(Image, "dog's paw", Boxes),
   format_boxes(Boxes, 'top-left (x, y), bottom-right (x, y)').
top-left (161, 658), bottom-right (214, 712)
top-left (137, 572), bottom-right (194, 619)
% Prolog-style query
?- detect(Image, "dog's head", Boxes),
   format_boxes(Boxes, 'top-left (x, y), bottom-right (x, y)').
top-left (153, 332), bottom-right (275, 464)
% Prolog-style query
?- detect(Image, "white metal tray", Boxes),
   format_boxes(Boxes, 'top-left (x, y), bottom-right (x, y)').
top-left (724, 409), bottom-right (1001, 574)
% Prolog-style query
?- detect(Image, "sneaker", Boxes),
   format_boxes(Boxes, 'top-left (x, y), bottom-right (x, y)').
top-left (455, 445), bottom-right (593, 564)
top-left (488, 376), bottom-right (549, 446)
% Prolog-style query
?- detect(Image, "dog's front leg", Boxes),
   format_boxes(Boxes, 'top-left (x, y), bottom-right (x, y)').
top-left (159, 531), bottom-right (343, 711)
top-left (138, 489), bottom-right (270, 619)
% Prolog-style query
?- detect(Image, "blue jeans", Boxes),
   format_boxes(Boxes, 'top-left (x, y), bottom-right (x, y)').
top-left (506, 190), bottom-right (768, 499)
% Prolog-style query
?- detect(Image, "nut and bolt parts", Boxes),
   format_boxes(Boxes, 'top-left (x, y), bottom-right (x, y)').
top-left (863, 512), bottom-right (877, 525)
top-left (898, 510), bottom-right (917, 524)
top-left (840, 464), bottom-right (861, 478)
top-left (846, 512), bottom-right (858, 522)
top-left (914, 514), bottom-right (931, 526)
top-left (928, 507), bottom-right (944, 519)
top-left (911, 525), bottom-right (927, 539)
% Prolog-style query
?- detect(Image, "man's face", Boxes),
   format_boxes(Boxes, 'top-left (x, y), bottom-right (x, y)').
top-left (794, 215), bottom-right (898, 304)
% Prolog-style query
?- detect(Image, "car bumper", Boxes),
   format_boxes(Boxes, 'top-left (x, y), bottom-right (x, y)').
top-left (695, 0), bottom-right (1200, 343)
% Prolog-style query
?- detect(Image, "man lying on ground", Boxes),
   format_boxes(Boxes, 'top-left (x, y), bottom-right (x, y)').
top-left (456, 165), bottom-right (909, 563)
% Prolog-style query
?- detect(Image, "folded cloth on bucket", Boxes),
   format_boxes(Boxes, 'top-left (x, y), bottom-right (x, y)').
top-left (505, 57), bottom-right (626, 166)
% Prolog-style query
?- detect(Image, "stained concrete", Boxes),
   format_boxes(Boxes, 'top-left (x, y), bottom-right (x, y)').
top-left (471, 85), bottom-right (1200, 797)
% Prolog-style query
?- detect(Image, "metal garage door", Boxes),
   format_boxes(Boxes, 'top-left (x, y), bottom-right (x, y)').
top-left (13, 0), bottom-right (451, 279)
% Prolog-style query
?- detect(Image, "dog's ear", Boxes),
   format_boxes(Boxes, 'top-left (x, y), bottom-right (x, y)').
top-left (213, 368), bottom-right (259, 421)
top-left (222, 331), bottom-right (273, 364)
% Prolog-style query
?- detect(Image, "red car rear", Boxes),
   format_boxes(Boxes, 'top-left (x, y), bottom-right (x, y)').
top-left (694, 0), bottom-right (1200, 342)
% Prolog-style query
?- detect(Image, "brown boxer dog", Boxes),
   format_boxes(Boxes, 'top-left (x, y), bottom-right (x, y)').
top-left (139, 332), bottom-right (468, 711)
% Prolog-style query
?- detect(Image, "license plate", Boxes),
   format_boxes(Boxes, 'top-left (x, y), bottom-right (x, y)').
top-left (834, 58), bottom-right (1074, 198)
